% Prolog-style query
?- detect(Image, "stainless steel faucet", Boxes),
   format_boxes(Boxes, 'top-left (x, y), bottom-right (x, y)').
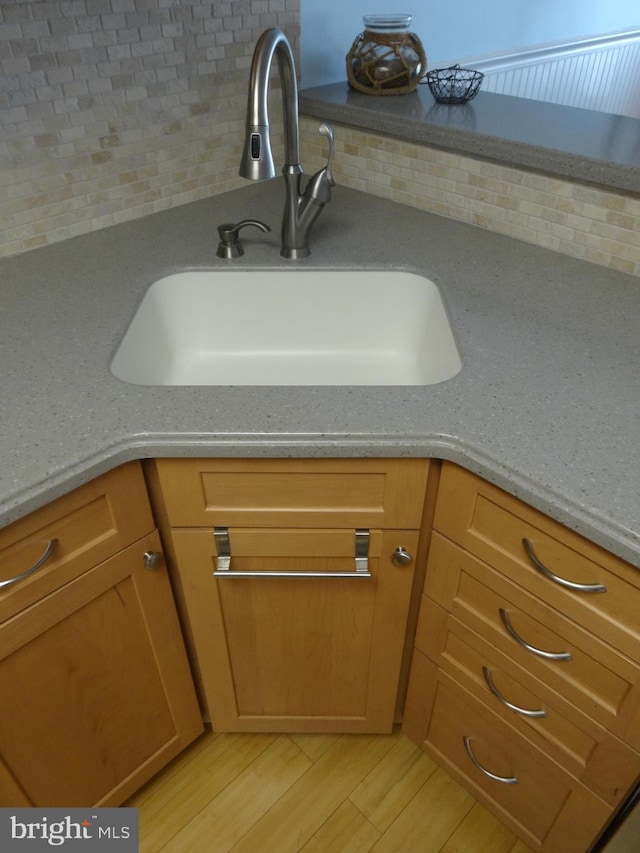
top-left (239, 28), bottom-right (335, 259)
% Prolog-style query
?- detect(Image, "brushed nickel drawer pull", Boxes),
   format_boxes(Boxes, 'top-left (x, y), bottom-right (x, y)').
top-left (463, 736), bottom-right (518, 784)
top-left (0, 538), bottom-right (58, 589)
top-left (522, 538), bottom-right (606, 593)
top-left (499, 608), bottom-right (573, 661)
top-left (212, 527), bottom-right (372, 578)
top-left (482, 667), bottom-right (547, 718)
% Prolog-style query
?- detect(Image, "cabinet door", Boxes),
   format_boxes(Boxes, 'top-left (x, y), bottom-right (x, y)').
top-left (0, 532), bottom-right (203, 807)
top-left (169, 527), bottom-right (419, 733)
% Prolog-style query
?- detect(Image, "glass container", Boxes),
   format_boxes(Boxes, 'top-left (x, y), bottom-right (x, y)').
top-left (346, 14), bottom-right (427, 95)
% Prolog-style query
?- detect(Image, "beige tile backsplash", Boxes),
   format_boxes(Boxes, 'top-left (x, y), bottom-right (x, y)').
top-left (1, 1), bottom-right (638, 279)
top-left (0, 0), bottom-right (295, 258)
top-left (300, 118), bottom-right (640, 278)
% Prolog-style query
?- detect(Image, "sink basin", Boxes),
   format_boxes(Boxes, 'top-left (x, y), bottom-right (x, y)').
top-left (110, 270), bottom-right (461, 386)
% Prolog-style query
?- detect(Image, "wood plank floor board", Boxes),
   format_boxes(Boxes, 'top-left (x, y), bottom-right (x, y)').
top-left (439, 802), bottom-right (523, 853)
top-left (511, 842), bottom-right (538, 853)
top-left (370, 767), bottom-right (475, 853)
top-left (230, 732), bottom-right (398, 853)
top-left (163, 734), bottom-right (312, 852)
top-left (350, 733), bottom-right (440, 832)
top-left (127, 726), bottom-right (535, 853)
top-left (131, 732), bottom-right (279, 852)
top-left (299, 800), bottom-right (382, 853)
top-left (289, 732), bottom-right (342, 762)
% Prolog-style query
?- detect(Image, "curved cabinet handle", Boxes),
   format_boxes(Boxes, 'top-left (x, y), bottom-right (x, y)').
top-left (463, 736), bottom-right (518, 784)
top-left (499, 608), bottom-right (573, 661)
top-left (522, 538), bottom-right (606, 593)
top-left (482, 667), bottom-right (547, 718)
top-left (0, 538), bottom-right (57, 589)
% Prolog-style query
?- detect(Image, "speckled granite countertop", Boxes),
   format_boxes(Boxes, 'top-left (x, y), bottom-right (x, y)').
top-left (1, 182), bottom-right (639, 566)
top-left (300, 84), bottom-right (640, 195)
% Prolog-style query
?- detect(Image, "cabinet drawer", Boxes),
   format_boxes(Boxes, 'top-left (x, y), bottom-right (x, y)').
top-left (150, 458), bottom-right (429, 529)
top-left (434, 463), bottom-right (640, 660)
top-left (424, 533), bottom-right (640, 750)
top-left (404, 655), bottom-right (612, 853)
top-left (0, 463), bottom-right (154, 621)
top-left (416, 596), bottom-right (640, 805)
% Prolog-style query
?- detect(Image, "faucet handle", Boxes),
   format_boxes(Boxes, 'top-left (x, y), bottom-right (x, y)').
top-left (217, 219), bottom-right (271, 259)
top-left (303, 123), bottom-right (337, 208)
top-left (318, 122), bottom-right (336, 187)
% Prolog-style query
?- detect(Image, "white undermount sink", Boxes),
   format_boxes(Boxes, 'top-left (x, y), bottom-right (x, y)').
top-left (110, 270), bottom-right (461, 386)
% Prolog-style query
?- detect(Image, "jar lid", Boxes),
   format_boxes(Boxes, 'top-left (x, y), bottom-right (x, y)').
top-left (362, 13), bottom-right (412, 33)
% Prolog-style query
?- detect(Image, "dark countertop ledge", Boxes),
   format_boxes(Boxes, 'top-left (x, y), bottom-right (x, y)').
top-left (300, 83), bottom-right (640, 196)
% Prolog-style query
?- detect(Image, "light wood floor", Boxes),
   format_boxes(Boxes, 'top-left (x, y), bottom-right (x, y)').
top-left (127, 726), bottom-right (535, 853)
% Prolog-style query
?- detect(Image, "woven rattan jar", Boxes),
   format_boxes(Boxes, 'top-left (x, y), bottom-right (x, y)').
top-left (346, 14), bottom-right (426, 95)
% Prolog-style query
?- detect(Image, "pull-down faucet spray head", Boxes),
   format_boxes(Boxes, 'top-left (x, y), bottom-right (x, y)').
top-left (239, 28), bottom-right (300, 182)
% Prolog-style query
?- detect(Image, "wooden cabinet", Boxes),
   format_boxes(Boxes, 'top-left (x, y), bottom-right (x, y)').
top-left (403, 462), bottom-right (640, 853)
top-left (147, 458), bottom-right (430, 733)
top-left (0, 463), bottom-right (203, 807)
top-left (405, 658), bottom-right (612, 853)
top-left (151, 457), bottom-right (428, 529)
top-left (0, 463), bottom-right (156, 623)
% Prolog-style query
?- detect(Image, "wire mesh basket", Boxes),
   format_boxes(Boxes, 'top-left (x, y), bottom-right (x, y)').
top-left (425, 64), bottom-right (484, 104)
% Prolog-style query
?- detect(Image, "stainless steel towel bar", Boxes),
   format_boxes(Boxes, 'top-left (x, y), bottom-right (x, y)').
top-left (212, 527), bottom-right (371, 578)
